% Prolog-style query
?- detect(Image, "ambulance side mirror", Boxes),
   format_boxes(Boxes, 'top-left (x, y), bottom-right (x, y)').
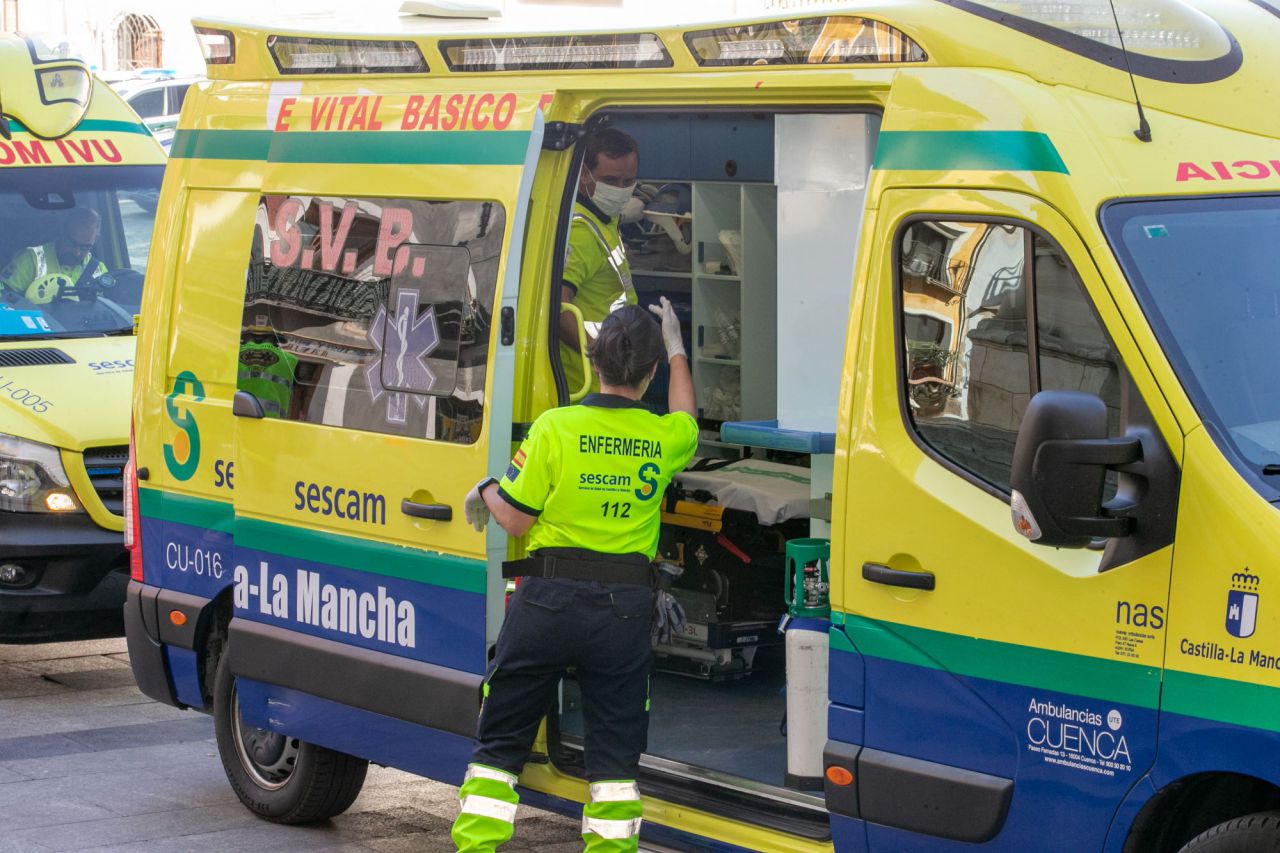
top-left (1009, 391), bottom-right (1141, 548)
top-left (232, 390), bottom-right (265, 419)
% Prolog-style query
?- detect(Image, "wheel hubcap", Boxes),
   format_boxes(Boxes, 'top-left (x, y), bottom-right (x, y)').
top-left (230, 682), bottom-right (299, 790)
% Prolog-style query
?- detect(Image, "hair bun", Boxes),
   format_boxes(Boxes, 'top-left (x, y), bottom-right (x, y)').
top-left (588, 303), bottom-right (666, 388)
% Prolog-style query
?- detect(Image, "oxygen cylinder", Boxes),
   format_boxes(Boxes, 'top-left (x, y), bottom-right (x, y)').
top-left (784, 616), bottom-right (829, 790)
top-left (783, 538), bottom-right (831, 791)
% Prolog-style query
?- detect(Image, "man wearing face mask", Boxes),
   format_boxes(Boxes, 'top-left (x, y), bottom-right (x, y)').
top-left (559, 128), bottom-right (640, 395)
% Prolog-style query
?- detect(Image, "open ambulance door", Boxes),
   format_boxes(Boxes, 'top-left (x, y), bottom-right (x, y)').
top-left (225, 92), bottom-right (547, 781)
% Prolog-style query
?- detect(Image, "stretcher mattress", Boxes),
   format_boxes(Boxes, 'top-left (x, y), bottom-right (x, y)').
top-left (673, 459), bottom-right (810, 525)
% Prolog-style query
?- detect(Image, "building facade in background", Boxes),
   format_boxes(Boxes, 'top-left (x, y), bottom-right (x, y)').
top-left (0, 0), bottom-right (337, 75)
top-left (0, 0), bottom-right (848, 78)
top-left (2, 2), bottom-right (198, 74)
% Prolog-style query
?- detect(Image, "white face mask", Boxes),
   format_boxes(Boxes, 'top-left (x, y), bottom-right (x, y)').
top-left (588, 172), bottom-right (636, 218)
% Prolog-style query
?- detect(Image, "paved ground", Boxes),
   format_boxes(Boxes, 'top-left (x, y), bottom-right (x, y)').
top-left (0, 638), bottom-right (581, 852)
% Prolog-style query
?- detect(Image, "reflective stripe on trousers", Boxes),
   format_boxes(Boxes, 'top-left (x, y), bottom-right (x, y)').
top-left (590, 781), bottom-right (639, 802)
top-left (451, 763), bottom-right (519, 853)
top-left (583, 816), bottom-right (643, 840)
top-left (582, 778), bottom-right (642, 852)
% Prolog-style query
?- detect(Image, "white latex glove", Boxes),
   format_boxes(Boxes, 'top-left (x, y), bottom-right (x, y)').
top-left (464, 478), bottom-right (495, 532)
top-left (648, 296), bottom-right (685, 360)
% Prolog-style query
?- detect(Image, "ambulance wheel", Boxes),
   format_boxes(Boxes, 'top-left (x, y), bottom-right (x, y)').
top-left (212, 651), bottom-right (368, 823)
top-left (1178, 811), bottom-right (1280, 852)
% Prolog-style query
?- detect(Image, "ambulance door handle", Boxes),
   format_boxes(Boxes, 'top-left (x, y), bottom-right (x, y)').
top-left (401, 499), bottom-right (453, 522)
top-left (862, 562), bottom-right (935, 591)
top-left (500, 306), bottom-right (515, 346)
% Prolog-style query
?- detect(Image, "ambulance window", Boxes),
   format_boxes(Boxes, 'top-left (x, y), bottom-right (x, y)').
top-left (238, 196), bottom-right (504, 443)
top-left (899, 221), bottom-right (1118, 494)
top-left (128, 88), bottom-right (164, 119)
top-left (1032, 235), bottom-right (1121, 433)
top-left (168, 84), bottom-right (190, 114)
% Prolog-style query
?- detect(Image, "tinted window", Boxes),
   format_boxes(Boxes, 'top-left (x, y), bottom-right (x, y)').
top-left (128, 88), bottom-right (164, 118)
top-left (900, 221), bottom-right (1119, 492)
top-left (238, 195), bottom-right (504, 442)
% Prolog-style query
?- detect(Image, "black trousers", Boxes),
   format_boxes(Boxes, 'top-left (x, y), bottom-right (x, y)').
top-left (471, 576), bottom-right (654, 782)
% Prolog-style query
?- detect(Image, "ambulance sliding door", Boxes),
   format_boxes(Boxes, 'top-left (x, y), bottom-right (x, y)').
top-left (226, 89), bottom-right (545, 756)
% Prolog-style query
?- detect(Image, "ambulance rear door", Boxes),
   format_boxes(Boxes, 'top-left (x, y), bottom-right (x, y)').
top-left (225, 84), bottom-right (546, 757)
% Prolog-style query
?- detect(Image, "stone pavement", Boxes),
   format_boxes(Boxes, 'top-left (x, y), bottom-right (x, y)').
top-left (0, 638), bottom-right (582, 852)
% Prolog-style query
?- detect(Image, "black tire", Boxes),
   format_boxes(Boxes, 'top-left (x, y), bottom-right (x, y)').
top-left (1179, 811), bottom-right (1280, 852)
top-left (212, 648), bottom-right (368, 824)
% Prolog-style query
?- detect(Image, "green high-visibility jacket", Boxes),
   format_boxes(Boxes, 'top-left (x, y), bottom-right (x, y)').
top-left (560, 198), bottom-right (636, 395)
top-left (237, 341), bottom-right (298, 419)
top-left (498, 393), bottom-right (697, 558)
top-left (0, 242), bottom-right (107, 302)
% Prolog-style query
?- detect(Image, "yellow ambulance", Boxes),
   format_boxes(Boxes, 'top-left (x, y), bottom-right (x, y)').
top-left (126, 2), bottom-right (1280, 849)
top-left (0, 34), bottom-right (165, 640)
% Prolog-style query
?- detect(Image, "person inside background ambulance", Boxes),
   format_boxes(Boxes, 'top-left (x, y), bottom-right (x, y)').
top-left (237, 319), bottom-right (300, 420)
top-left (0, 207), bottom-right (107, 304)
top-left (557, 128), bottom-right (640, 395)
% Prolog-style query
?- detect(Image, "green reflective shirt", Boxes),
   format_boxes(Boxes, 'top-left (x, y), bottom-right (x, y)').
top-left (237, 341), bottom-right (299, 419)
top-left (561, 198), bottom-right (635, 395)
top-left (498, 394), bottom-right (698, 558)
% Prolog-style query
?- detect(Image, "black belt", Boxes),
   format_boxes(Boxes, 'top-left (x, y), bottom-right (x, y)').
top-left (502, 548), bottom-right (654, 586)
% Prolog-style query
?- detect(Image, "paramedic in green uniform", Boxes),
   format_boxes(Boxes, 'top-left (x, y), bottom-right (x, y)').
top-left (558, 128), bottom-right (639, 396)
top-left (0, 207), bottom-right (107, 303)
top-left (452, 298), bottom-right (695, 853)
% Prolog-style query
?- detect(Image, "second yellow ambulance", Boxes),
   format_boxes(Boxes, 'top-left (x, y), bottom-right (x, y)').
top-left (0, 34), bottom-right (164, 640)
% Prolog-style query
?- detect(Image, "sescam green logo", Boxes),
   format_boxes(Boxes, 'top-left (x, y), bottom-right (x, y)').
top-left (163, 370), bottom-right (204, 481)
top-left (634, 462), bottom-right (660, 501)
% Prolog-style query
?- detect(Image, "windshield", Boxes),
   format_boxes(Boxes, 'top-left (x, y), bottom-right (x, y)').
top-left (0, 164), bottom-right (161, 340)
top-left (1103, 194), bottom-right (1280, 493)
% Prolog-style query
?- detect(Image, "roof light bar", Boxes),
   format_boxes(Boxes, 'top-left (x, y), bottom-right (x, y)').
top-left (267, 36), bottom-right (428, 75)
top-left (977, 0), bottom-right (1203, 49)
top-left (1065, 27), bottom-right (1202, 49)
top-left (194, 26), bottom-right (235, 66)
top-left (957, 0), bottom-right (1230, 61)
top-left (440, 33), bottom-right (671, 72)
top-left (982, 1), bottom-right (1165, 24)
top-left (20, 33), bottom-right (80, 63)
top-left (685, 16), bottom-right (926, 67)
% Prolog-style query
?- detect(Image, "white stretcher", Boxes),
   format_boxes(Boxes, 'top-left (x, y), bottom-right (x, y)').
top-left (673, 459), bottom-right (810, 525)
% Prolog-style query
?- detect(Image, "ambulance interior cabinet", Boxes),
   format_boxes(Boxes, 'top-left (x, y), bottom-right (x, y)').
top-left (691, 182), bottom-right (777, 424)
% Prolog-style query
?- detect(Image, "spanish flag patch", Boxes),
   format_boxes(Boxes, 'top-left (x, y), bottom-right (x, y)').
top-left (506, 449), bottom-right (527, 482)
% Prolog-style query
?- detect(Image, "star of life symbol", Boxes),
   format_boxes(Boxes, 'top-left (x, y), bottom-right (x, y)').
top-left (1226, 570), bottom-right (1260, 639)
top-left (366, 289), bottom-right (439, 425)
